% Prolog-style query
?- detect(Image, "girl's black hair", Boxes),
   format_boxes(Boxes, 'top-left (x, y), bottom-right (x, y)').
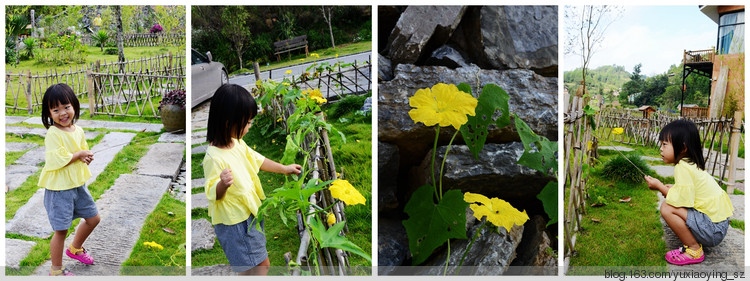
top-left (658, 119), bottom-right (705, 170)
top-left (206, 84), bottom-right (258, 147)
top-left (41, 83), bottom-right (80, 129)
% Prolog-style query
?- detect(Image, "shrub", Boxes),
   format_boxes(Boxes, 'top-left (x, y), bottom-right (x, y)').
top-left (104, 48), bottom-right (118, 55)
top-left (599, 154), bottom-right (650, 183)
top-left (329, 94), bottom-right (369, 120)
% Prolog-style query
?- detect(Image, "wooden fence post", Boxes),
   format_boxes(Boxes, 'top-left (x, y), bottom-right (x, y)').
top-left (26, 70), bottom-right (33, 114)
top-left (87, 69), bottom-right (96, 117)
top-left (725, 111), bottom-right (742, 194)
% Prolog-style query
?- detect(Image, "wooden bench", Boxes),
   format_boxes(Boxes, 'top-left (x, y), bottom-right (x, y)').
top-left (273, 35), bottom-right (308, 61)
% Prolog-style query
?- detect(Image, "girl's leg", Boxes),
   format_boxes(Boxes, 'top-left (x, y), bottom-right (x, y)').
top-left (660, 202), bottom-right (700, 251)
top-left (239, 257), bottom-right (270, 276)
top-left (71, 214), bottom-right (100, 251)
top-left (51, 230), bottom-right (68, 270)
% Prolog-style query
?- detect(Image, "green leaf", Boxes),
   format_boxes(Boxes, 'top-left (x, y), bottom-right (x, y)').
top-left (514, 114), bottom-right (558, 175)
top-left (309, 216), bottom-right (372, 263)
top-left (280, 135), bottom-right (298, 165)
top-left (460, 84), bottom-right (510, 159)
top-left (456, 83), bottom-right (472, 94)
top-left (402, 185), bottom-right (468, 265)
top-left (537, 181), bottom-right (557, 227)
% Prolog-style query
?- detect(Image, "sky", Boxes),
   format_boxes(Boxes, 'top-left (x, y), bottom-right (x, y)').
top-left (563, 6), bottom-right (719, 77)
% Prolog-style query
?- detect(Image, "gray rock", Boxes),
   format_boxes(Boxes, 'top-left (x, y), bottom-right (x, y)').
top-left (23, 118), bottom-right (163, 132)
top-left (87, 132), bottom-right (137, 186)
top-left (192, 193), bottom-right (208, 209)
top-left (192, 145), bottom-right (208, 154)
top-left (477, 6), bottom-right (558, 76)
top-left (378, 6), bottom-right (405, 51)
top-left (192, 218), bottom-right (216, 252)
top-left (378, 142), bottom-right (400, 213)
top-left (15, 146), bottom-right (46, 166)
top-left (425, 143), bottom-right (550, 201)
top-left (377, 219), bottom-right (409, 267)
top-left (192, 264), bottom-right (235, 276)
top-left (192, 130), bottom-right (208, 145)
top-left (425, 45), bottom-right (468, 68)
top-left (507, 215), bottom-right (556, 274)
top-left (6, 188), bottom-right (51, 238)
top-left (135, 143), bottom-right (185, 180)
top-left (6, 165), bottom-right (39, 192)
top-left (6, 238), bottom-right (37, 270)
top-left (387, 6), bottom-right (467, 64)
top-left (6, 142), bottom-right (38, 152)
top-left (158, 131), bottom-right (186, 143)
top-left (378, 64), bottom-right (557, 164)
top-left (361, 97), bottom-right (372, 112)
top-left (378, 54), bottom-right (394, 81)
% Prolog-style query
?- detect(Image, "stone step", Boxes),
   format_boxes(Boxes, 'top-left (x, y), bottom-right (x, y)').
top-left (6, 125), bottom-right (104, 140)
top-left (6, 142), bottom-right (38, 152)
top-left (652, 165), bottom-right (674, 178)
top-left (729, 195), bottom-right (744, 221)
top-left (5, 238), bottom-right (37, 270)
top-left (192, 130), bottom-right (207, 145)
top-left (192, 145), bottom-right (207, 154)
top-left (6, 188), bottom-right (51, 238)
top-left (14, 146), bottom-right (46, 166)
top-left (5, 165), bottom-right (39, 192)
top-left (192, 264), bottom-right (234, 276)
top-left (34, 174), bottom-right (172, 275)
top-left (191, 218), bottom-right (215, 252)
top-left (86, 132), bottom-right (136, 186)
top-left (158, 132), bottom-right (185, 143)
top-left (23, 117), bottom-right (163, 133)
top-left (192, 193), bottom-right (208, 210)
top-left (134, 143), bottom-right (185, 179)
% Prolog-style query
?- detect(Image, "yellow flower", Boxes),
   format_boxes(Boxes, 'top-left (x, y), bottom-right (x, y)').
top-left (285, 70), bottom-right (292, 74)
top-left (143, 241), bottom-right (164, 250)
top-left (463, 192), bottom-right (529, 232)
top-left (312, 96), bottom-right (327, 104)
top-left (282, 82), bottom-right (290, 86)
top-left (335, 54), bottom-right (339, 58)
top-left (276, 117), bottom-right (283, 122)
top-left (587, 141), bottom-right (592, 150)
top-left (327, 213), bottom-right (337, 226)
top-left (329, 179), bottom-right (365, 206)
top-left (612, 127), bottom-right (624, 135)
top-left (299, 58), bottom-right (305, 61)
top-left (408, 83), bottom-right (478, 130)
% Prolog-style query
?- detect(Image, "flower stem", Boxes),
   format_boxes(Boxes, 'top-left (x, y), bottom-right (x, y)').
top-left (431, 126), bottom-right (440, 201)
top-left (439, 130), bottom-right (460, 197)
top-left (443, 240), bottom-right (451, 276)
top-left (457, 219), bottom-right (486, 274)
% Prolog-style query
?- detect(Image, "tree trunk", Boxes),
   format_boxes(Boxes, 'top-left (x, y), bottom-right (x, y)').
top-left (322, 6), bottom-right (335, 49)
top-left (114, 6), bottom-right (125, 72)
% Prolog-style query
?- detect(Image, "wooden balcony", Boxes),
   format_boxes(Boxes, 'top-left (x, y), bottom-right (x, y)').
top-left (684, 49), bottom-right (715, 64)
top-left (681, 106), bottom-right (709, 118)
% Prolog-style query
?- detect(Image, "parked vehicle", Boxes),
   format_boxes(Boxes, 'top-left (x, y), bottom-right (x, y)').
top-left (191, 49), bottom-right (228, 107)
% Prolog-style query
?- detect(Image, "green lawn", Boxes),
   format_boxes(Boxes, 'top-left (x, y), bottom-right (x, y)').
top-left (191, 93), bottom-right (372, 272)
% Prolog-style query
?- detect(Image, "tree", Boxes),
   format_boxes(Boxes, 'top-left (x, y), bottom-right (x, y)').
top-left (220, 6), bottom-right (251, 70)
top-left (564, 5), bottom-right (622, 98)
top-left (619, 64), bottom-right (644, 105)
top-left (113, 6), bottom-right (125, 69)
top-left (321, 6), bottom-right (336, 49)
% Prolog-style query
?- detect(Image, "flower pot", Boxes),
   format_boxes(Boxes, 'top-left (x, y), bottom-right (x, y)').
top-left (160, 104), bottom-right (185, 132)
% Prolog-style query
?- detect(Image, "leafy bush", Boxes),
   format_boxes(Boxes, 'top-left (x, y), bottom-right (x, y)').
top-left (599, 154), bottom-right (650, 183)
top-left (37, 29), bottom-right (88, 65)
top-left (20, 37), bottom-right (37, 60)
top-left (104, 48), bottom-right (119, 55)
top-left (5, 38), bottom-right (18, 64)
top-left (329, 94), bottom-right (369, 120)
top-left (92, 30), bottom-right (109, 51)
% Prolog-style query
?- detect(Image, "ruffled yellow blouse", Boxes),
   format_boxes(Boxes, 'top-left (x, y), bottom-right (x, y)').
top-left (203, 138), bottom-right (266, 225)
top-left (38, 125), bottom-right (92, 190)
top-left (666, 159), bottom-right (734, 222)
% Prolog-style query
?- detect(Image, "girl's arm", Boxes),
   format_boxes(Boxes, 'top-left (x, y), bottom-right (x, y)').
top-left (215, 168), bottom-right (234, 200)
top-left (644, 175), bottom-right (670, 197)
top-left (260, 158), bottom-right (302, 175)
top-left (68, 150), bottom-right (94, 166)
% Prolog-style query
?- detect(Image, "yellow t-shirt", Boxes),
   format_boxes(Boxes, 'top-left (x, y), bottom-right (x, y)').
top-left (203, 138), bottom-right (266, 225)
top-left (666, 159), bottom-right (734, 222)
top-left (38, 125), bottom-right (92, 190)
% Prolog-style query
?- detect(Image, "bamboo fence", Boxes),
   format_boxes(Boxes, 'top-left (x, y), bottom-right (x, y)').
top-left (88, 71), bottom-right (185, 118)
top-left (81, 33), bottom-right (185, 47)
top-left (292, 61), bottom-right (372, 100)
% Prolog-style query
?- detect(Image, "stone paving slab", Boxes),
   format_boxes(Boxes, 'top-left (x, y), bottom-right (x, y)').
top-left (6, 142), bottom-right (38, 152)
top-left (652, 165), bottom-right (674, 178)
top-left (192, 193), bottom-right (208, 209)
top-left (191, 218), bottom-right (215, 252)
top-left (599, 146), bottom-right (634, 152)
top-left (192, 264), bottom-right (234, 276)
top-left (87, 132), bottom-right (137, 186)
top-left (134, 143), bottom-right (185, 179)
top-left (6, 116), bottom-right (28, 124)
top-left (641, 156), bottom-right (662, 162)
top-left (14, 146), bottom-right (46, 166)
top-left (34, 174), bottom-right (172, 275)
top-left (6, 125), bottom-right (104, 140)
top-left (729, 195), bottom-right (744, 221)
top-left (192, 178), bottom-right (205, 189)
top-left (23, 118), bottom-right (163, 133)
top-left (191, 102), bottom-right (210, 131)
top-left (6, 165), bottom-right (39, 192)
top-left (158, 132), bottom-right (185, 143)
top-left (6, 238), bottom-right (37, 270)
top-left (192, 130), bottom-right (207, 145)
top-left (192, 145), bottom-right (207, 154)
top-left (6, 188), bottom-right (52, 238)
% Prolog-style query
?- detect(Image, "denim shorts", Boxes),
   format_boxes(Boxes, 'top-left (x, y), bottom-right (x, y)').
top-left (214, 215), bottom-right (267, 272)
top-left (43, 185), bottom-right (99, 231)
top-left (686, 208), bottom-right (730, 247)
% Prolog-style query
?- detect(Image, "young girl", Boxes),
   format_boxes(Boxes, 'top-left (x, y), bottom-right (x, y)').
top-left (203, 84), bottom-right (301, 275)
top-left (38, 84), bottom-right (101, 276)
top-left (644, 119), bottom-right (733, 265)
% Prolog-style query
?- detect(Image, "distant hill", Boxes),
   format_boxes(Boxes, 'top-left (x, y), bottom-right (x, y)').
top-left (564, 65), bottom-right (631, 99)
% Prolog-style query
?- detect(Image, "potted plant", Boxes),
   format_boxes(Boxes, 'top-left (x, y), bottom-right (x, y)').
top-left (158, 89), bottom-right (186, 132)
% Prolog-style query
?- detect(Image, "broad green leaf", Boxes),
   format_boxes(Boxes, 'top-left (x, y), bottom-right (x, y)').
top-left (402, 185), bottom-right (468, 265)
top-left (514, 114), bottom-right (558, 175)
top-left (456, 83), bottom-right (472, 94)
top-left (309, 216), bottom-right (372, 263)
top-left (536, 181), bottom-right (557, 226)
top-left (460, 84), bottom-right (510, 159)
top-left (280, 135), bottom-right (299, 165)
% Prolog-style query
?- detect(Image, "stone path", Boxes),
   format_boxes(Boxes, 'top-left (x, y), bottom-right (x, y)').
top-left (192, 264), bottom-right (234, 276)
top-left (6, 142), bottom-right (38, 152)
top-left (6, 165), bottom-right (39, 192)
top-left (6, 238), bottom-right (37, 270)
top-left (6, 125), bottom-right (104, 139)
top-left (86, 132), bottom-right (136, 185)
top-left (22, 117), bottom-right (163, 132)
top-left (135, 143), bottom-right (185, 179)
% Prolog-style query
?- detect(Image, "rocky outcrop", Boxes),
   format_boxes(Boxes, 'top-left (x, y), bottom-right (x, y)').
top-left (386, 6), bottom-right (467, 64)
top-left (378, 142), bottom-right (400, 213)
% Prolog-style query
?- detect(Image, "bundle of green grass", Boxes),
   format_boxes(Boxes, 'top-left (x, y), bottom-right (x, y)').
top-left (599, 154), bottom-right (651, 183)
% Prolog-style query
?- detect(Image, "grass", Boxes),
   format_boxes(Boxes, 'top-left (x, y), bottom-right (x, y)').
top-left (566, 140), bottom-right (669, 274)
top-left (121, 193), bottom-right (186, 275)
top-left (254, 41), bottom-right (372, 73)
top-left (191, 93), bottom-right (372, 271)
top-left (729, 219), bottom-right (744, 231)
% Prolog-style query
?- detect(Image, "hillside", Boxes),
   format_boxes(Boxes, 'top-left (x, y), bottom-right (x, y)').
top-left (563, 65), bottom-right (630, 98)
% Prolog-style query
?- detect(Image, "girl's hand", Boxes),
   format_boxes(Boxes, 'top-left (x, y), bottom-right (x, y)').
top-left (76, 150), bottom-right (94, 165)
top-left (220, 168), bottom-right (234, 186)
top-left (644, 175), bottom-right (664, 190)
top-left (285, 164), bottom-right (302, 175)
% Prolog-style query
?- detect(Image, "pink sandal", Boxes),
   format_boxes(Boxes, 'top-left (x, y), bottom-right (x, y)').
top-left (66, 244), bottom-right (94, 265)
top-left (665, 245), bottom-right (704, 265)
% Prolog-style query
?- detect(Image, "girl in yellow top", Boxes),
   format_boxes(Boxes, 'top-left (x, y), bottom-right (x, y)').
top-left (645, 119), bottom-right (733, 265)
top-left (203, 84), bottom-right (301, 275)
top-left (38, 84), bottom-right (101, 276)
